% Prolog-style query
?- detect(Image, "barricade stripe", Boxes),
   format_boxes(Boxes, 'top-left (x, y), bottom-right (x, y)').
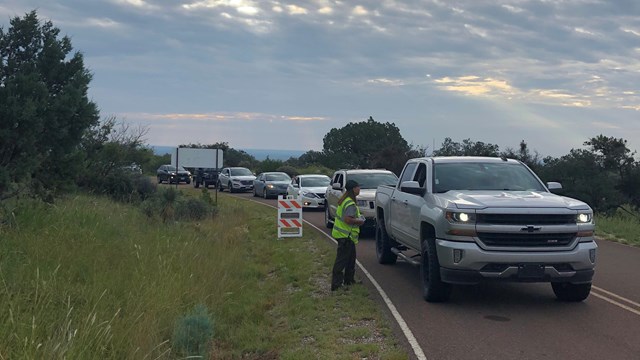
top-left (291, 219), bottom-right (302, 227)
top-left (279, 201), bottom-right (291, 209)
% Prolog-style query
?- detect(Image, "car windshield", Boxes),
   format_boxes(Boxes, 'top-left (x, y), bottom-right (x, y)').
top-left (266, 173), bottom-right (290, 181)
top-left (301, 176), bottom-right (330, 187)
top-left (230, 168), bottom-right (252, 176)
top-left (349, 173), bottom-right (399, 189)
top-left (433, 162), bottom-right (546, 193)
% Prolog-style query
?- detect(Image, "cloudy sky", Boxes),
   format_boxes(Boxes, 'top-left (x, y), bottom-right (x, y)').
top-left (2, 0), bottom-right (639, 157)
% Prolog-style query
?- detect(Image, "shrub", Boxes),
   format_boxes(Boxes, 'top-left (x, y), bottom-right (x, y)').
top-left (175, 197), bottom-right (213, 221)
top-left (172, 304), bottom-right (214, 358)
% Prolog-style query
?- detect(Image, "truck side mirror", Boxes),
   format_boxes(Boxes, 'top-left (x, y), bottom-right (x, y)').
top-left (332, 183), bottom-right (342, 190)
top-left (547, 182), bottom-right (562, 192)
top-left (400, 181), bottom-right (425, 196)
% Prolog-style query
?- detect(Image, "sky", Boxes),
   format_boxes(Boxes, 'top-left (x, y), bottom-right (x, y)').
top-left (2, 0), bottom-right (639, 158)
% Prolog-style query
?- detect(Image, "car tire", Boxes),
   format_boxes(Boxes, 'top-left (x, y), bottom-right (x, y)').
top-left (376, 220), bottom-right (397, 264)
top-left (420, 238), bottom-right (451, 302)
top-left (253, 187), bottom-right (258, 197)
top-left (218, 181), bottom-right (224, 192)
top-left (324, 205), bottom-right (334, 228)
top-left (228, 182), bottom-right (235, 193)
top-left (552, 282), bottom-right (591, 302)
top-left (186, 180), bottom-right (191, 184)
top-left (157, 176), bottom-right (162, 184)
top-left (263, 188), bottom-right (268, 199)
top-left (194, 180), bottom-right (200, 188)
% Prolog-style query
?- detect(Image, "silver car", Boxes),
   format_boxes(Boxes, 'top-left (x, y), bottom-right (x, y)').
top-left (287, 174), bottom-right (331, 209)
top-left (253, 172), bottom-right (291, 199)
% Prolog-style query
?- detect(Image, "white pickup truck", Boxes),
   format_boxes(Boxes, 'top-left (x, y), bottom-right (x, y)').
top-left (375, 156), bottom-right (597, 302)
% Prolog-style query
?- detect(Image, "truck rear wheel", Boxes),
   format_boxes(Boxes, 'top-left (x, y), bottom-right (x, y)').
top-left (420, 239), bottom-right (451, 302)
top-left (376, 221), bottom-right (397, 264)
top-left (552, 282), bottom-right (591, 302)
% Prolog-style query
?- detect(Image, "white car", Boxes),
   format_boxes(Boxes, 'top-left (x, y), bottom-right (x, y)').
top-left (287, 174), bottom-right (331, 209)
top-left (217, 167), bottom-right (256, 193)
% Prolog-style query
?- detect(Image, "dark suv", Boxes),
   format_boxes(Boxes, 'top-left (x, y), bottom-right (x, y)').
top-left (157, 165), bottom-right (191, 184)
top-left (193, 168), bottom-right (219, 188)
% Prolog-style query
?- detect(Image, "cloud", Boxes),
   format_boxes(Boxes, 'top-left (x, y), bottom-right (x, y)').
top-left (125, 112), bottom-right (326, 123)
top-left (434, 76), bottom-right (515, 96)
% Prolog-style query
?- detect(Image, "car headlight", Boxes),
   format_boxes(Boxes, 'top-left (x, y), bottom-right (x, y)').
top-left (266, 184), bottom-right (274, 189)
top-left (576, 213), bottom-right (592, 223)
top-left (445, 211), bottom-right (476, 223)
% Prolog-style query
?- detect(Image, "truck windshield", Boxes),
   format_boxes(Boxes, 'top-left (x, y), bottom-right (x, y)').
top-left (433, 162), bottom-right (546, 193)
top-left (349, 173), bottom-right (399, 190)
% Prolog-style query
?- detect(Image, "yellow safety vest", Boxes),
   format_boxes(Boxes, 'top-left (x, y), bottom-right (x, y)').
top-left (331, 198), bottom-right (361, 244)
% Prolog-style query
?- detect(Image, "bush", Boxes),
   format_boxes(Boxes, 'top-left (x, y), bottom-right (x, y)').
top-left (140, 187), bottom-right (216, 222)
top-left (175, 197), bottom-right (215, 221)
top-left (172, 304), bottom-right (214, 358)
top-left (97, 173), bottom-right (157, 203)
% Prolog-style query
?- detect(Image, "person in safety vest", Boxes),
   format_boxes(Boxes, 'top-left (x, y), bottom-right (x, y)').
top-left (331, 179), bottom-right (365, 291)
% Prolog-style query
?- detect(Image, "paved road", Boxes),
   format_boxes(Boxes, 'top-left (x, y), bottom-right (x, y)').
top-left (228, 190), bottom-right (640, 360)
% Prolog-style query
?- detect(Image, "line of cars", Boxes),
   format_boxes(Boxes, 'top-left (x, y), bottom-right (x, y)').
top-left (213, 167), bottom-right (333, 208)
top-left (157, 165), bottom-right (397, 222)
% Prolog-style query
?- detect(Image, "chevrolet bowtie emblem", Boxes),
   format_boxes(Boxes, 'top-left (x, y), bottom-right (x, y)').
top-left (521, 225), bottom-right (541, 232)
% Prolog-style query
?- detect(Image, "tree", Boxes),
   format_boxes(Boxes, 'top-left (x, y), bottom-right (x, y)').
top-left (0, 10), bottom-right (99, 200)
top-left (321, 116), bottom-right (412, 170)
top-left (432, 138), bottom-right (500, 157)
top-left (583, 135), bottom-right (635, 181)
top-left (537, 149), bottom-right (623, 213)
top-left (500, 140), bottom-right (542, 171)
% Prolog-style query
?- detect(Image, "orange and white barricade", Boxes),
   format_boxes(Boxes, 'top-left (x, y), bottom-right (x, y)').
top-left (277, 195), bottom-right (303, 238)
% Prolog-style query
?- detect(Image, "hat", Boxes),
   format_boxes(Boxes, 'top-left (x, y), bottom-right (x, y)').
top-left (345, 179), bottom-right (360, 191)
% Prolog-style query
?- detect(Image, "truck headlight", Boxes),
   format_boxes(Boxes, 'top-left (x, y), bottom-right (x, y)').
top-left (446, 211), bottom-right (476, 223)
top-left (576, 213), bottom-right (592, 223)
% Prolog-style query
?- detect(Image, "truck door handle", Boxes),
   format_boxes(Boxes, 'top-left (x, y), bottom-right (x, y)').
top-left (403, 200), bottom-right (409, 206)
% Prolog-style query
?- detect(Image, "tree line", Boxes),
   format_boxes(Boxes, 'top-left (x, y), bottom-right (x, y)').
top-left (1, 11), bottom-right (638, 216)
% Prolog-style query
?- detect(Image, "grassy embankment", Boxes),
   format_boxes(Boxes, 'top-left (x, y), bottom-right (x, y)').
top-left (595, 207), bottom-right (640, 247)
top-left (0, 191), bottom-right (407, 359)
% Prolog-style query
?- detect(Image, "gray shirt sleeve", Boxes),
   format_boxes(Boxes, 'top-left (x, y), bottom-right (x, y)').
top-left (342, 203), bottom-right (357, 220)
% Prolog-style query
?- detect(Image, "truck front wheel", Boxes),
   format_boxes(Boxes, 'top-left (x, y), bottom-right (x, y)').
top-left (552, 282), bottom-right (591, 302)
top-left (420, 239), bottom-right (451, 302)
top-left (324, 206), bottom-right (333, 228)
top-left (376, 221), bottom-right (397, 264)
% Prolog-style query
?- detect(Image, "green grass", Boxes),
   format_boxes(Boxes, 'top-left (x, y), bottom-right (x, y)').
top-left (595, 206), bottom-right (640, 246)
top-left (0, 192), bottom-right (407, 359)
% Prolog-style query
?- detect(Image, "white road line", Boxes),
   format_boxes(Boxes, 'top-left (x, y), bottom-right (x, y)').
top-left (247, 198), bottom-right (427, 360)
top-left (306, 222), bottom-right (428, 360)
top-left (592, 285), bottom-right (640, 309)
top-left (591, 292), bottom-right (640, 317)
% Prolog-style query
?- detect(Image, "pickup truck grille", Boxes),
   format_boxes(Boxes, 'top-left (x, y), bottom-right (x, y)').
top-left (477, 214), bottom-right (575, 225)
top-left (477, 232), bottom-right (576, 247)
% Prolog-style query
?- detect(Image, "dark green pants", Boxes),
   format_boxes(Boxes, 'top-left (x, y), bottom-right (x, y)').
top-left (331, 237), bottom-right (356, 291)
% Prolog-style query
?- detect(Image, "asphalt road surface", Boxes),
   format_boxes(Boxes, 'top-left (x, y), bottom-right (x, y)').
top-left (225, 190), bottom-right (640, 360)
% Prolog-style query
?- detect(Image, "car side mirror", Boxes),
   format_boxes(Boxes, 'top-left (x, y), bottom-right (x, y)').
top-left (332, 183), bottom-right (342, 190)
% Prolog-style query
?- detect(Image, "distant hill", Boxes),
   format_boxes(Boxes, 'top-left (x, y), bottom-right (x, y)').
top-left (151, 146), bottom-right (306, 161)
